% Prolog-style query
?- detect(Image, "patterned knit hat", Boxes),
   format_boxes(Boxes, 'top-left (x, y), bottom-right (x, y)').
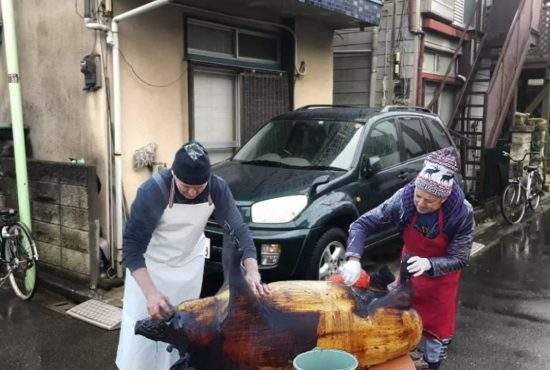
top-left (414, 147), bottom-right (460, 198)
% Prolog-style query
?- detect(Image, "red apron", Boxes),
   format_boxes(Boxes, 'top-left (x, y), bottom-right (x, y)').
top-left (402, 209), bottom-right (460, 339)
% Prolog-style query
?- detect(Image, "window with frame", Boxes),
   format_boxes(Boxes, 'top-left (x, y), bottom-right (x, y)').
top-left (423, 50), bottom-right (456, 76)
top-left (425, 118), bottom-right (453, 150)
top-left (400, 117), bottom-right (427, 160)
top-left (186, 19), bottom-right (281, 68)
top-left (364, 119), bottom-right (400, 169)
top-left (192, 69), bottom-right (240, 163)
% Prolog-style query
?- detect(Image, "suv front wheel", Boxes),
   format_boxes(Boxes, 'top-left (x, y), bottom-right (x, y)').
top-left (304, 228), bottom-right (348, 280)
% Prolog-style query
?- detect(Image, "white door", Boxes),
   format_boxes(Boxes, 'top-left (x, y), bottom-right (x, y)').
top-left (193, 69), bottom-right (240, 163)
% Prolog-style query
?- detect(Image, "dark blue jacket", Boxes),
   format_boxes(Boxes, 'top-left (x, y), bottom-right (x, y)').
top-left (123, 170), bottom-right (257, 272)
top-left (346, 181), bottom-right (474, 276)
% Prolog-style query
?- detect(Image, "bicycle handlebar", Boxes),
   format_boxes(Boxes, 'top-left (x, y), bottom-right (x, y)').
top-left (501, 151), bottom-right (541, 163)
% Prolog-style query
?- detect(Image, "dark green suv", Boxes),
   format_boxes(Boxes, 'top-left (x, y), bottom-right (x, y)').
top-left (205, 105), bottom-right (460, 281)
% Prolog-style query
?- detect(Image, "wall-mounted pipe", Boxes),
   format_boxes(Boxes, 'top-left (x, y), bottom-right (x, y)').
top-left (416, 33), bottom-right (425, 106)
top-left (86, 22), bottom-right (110, 32)
top-left (370, 27), bottom-right (379, 107)
top-left (109, 0), bottom-right (172, 278)
top-left (169, 2), bottom-right (306, 78)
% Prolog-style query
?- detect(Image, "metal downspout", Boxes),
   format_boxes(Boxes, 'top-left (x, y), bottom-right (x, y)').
top-left (109, 0), bottom-right (172, 278)
top-left (0, 0), bottom-right (34, 285)
top-left (369, 28), bottom-right (378, 107)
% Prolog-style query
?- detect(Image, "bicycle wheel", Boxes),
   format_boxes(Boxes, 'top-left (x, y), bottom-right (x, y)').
top-left (529, 172), bottom-right (543, 210)
top-left (501, 183), bottom-right (526, 224)
top-left (6, 222), bottom-right (37, 300)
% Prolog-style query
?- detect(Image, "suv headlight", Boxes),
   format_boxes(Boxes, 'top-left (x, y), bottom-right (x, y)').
top-left (251, 195), bottom-right (308, 223)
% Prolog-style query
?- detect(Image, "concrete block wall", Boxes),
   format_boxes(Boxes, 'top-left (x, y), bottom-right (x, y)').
top-left (0, 159), bottom-right (99, 285)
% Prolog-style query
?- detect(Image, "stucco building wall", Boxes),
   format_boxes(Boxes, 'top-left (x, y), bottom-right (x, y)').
top-left (0, 0), bottom-right (111, 241)
top-left (294, 17), bottom-right (334, 108)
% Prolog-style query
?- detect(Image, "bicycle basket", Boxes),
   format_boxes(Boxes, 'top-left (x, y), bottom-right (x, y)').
top-left (510, 161), bottom-right (524, 178)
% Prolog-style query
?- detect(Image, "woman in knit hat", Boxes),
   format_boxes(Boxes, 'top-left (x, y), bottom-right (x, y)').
top-left (341, 147), bottom-right (474, 369)
top-left (116, 141), bottom-right (269, 370)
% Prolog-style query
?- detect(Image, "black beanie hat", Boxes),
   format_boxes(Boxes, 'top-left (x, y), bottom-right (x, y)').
top-left (171, 141), bottom-right (211, 185)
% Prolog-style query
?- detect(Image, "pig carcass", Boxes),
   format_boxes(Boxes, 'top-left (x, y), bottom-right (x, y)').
top-left (135, 248), bottom-right (422, 370)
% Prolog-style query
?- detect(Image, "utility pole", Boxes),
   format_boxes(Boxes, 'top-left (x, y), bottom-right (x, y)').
top-left (1, 0), bottom-right (31, 229)
top-left (1, 0), bottom-right (34, 290)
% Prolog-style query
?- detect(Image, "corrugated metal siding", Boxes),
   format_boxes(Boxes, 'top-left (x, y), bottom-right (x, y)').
top-left (333, 28), bottom-right (373, 105)
top-left (333, 53), bottom-right (372, 105)
top-left (333, 28), bottom-right (374, 51)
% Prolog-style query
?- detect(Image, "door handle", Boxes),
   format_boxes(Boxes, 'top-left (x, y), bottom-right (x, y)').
top-left (398, 172), bottom-right (409, 179)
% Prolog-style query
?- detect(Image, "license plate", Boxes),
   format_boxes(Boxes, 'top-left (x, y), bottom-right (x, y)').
top-left (205, 238), bottom-right (211, 259)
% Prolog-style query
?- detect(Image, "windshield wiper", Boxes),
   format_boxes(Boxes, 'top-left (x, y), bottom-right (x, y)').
top-left (239, 160), bottom-right (346, 172)
top-left (300, 165), bottom-right (347, 171)
top-left (238, 159), bottom-right (284, 167)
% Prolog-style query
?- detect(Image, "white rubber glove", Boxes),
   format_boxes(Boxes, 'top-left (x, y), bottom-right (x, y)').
top-left (340, 259), bottom-right (361, 286)
top-left (407, 256), bottom-right (431, 277)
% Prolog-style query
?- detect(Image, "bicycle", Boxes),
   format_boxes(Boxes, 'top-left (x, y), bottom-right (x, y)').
top-left (0, 208), bottom-right (39, 300)
top-left (501, 151), bottom-right (545, 225)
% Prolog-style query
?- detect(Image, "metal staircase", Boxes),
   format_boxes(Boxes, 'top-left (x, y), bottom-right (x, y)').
top-left (446, 0), bottom-right (543, 197)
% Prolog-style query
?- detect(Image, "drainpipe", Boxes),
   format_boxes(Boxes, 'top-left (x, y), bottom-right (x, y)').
top-left (388, 0), bottom-right (397, 104)
top-left (108, 0), bottom-right (172, 278)
top-left (369, 28), bottom-right (379, 107)
top-left (408, 0), bottom-right (425, 106)
top-left (417, 34), bottom-right (425, 106)
top-left (1, 0), bottom-right (31, 228)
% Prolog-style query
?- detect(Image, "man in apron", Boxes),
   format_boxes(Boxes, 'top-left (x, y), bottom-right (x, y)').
top-left (116, 141), bottom-right (269, 370)
top-left (341, 147), bottom-right (474, 369)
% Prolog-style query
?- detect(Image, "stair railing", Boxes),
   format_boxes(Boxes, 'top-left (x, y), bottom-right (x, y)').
top-left (484, 0), bottom-right (542, 147)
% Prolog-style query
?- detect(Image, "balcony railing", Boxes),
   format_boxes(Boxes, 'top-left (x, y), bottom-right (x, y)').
top-left (527, 3), bottom-right (550, 62)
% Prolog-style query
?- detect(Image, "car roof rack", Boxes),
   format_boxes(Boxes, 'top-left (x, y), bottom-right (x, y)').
top-left (296, 104), bottom-right (357, 110)
top-left (381, 105), bottom-right (432, 113)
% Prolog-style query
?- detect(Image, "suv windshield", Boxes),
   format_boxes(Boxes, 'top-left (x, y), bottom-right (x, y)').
top-left (234, 120), bottom-right (364, 170)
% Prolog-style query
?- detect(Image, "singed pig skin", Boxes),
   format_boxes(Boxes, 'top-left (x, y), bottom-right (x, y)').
top-left (136, 279), bottom-right (421, 369)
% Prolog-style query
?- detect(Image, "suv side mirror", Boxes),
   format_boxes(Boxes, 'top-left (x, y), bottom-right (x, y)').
top-left (361, 156), bottom-right (381, 177)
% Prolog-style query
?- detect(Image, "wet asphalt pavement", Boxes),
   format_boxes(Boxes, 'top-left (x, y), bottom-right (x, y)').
top-left (1, 208), bottom-right (549, 369)
top-left (443, 208), bottom-right (550, 370)
top-left (0, 286), bottom-right (118, 370)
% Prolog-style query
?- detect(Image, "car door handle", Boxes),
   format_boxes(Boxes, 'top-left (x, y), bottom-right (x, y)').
top-left (397, 172), bottom-right (409, 179)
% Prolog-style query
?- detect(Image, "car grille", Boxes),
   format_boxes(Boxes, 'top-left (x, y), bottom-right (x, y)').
top-left (208, 232), bottom-right (224, 263)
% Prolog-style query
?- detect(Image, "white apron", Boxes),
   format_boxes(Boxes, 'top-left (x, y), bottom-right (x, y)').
top-left (115, 193), bottom-right (215, 370)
